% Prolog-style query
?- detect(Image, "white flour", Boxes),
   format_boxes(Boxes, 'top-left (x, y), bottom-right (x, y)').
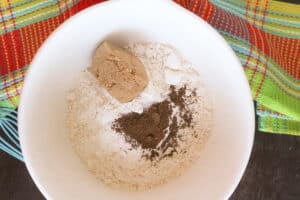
top-left (66, 43), bottom-right (213, 191)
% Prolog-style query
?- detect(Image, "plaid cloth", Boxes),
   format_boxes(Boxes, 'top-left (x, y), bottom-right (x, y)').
top-left (0, 0), bottom-right (299, 159)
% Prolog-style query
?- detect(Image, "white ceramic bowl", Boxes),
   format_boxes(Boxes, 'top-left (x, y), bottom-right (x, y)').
top-left (19, 0), bottom-right (255, 199)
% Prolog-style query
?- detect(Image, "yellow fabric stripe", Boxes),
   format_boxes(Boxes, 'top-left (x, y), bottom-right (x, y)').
top-left (269, 0), bottom-right (300, 15)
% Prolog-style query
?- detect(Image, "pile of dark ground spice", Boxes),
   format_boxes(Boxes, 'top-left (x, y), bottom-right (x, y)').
top-left (112, 85), bottom-right (195, 159)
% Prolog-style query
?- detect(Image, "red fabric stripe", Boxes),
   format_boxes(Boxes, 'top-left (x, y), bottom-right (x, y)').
top-left (0, 7), bottom-right (9, 75)
top-left (76, 0), bottom-right (105, 11)
top-left (0, 0), bottom-right (106, 73)
top-left (6, 0), bottom-right (23, 88)
top-left (265, 33), bottom-right (300, 79)
top-left (192, 0), bottom-right (201, 13)
top-left (0, 37), bottom-right (8, 75)
top-left (1, 0), bottom-right (299, 81)
top-left (1, 33), bottom-right (17, 75)
top-left (0, 12), bottom-right (17, 106)
top-left (200, 0), bottom-right (212, 21)
top-left (209, 6), bottom-right (223, 30)
top-left (70, 0), bottom-right (78, 14)
top-left (11, 31), bottom-right (25, 72)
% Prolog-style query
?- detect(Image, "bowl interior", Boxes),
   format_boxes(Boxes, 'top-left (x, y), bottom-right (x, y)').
top-left (19, 1), bottom-right (254, 200)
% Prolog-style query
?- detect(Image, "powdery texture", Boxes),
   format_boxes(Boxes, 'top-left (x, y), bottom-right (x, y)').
top-left (66, 43), bottom-right (213, 191)
top-left (88, 42), bottom-right (148, 103)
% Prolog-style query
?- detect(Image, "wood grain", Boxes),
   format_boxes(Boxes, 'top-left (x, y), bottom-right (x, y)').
top-left (230, 132), bottom-right (300, 200)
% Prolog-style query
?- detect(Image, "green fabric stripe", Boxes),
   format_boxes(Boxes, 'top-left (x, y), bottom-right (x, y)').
top-left (222, 34), bottom-right (300, 94)
top-left (233, 42), bottom-right (300, 86)
top-left (0, 1), bottom-right (76, 34)
top-left (0, 97), bottom-right (19, 109)
top-left (211, 0), bottom-right (300, 27)
top-left (257, 111), bottom-right (292, 119)
top-left (222, 33), bottom-right (300, 85)
top-left (15, 5), bottom-right (59, 26)
top-left (258, 115), bottom-right (300, 135)
top-left (210, 0), bottom-right (300, 39)
top-left (248, 58), bottom-right (300, 99)
top-left (248, 68), bottom-right (265, 95)
top-left (1, 0), bottom-right (80, 22)
top-left (236, 45), bottom-right (300, 86)
top-left (256, 103), bottom-right (293, 119)
top-left (5, 1), bottom-right (57, 21)
top-left (0, 0), bottom-right (31, 11)
top-left (238, 54), bottom-right (300, 99)
top-left (263, 24), bottom-right (300, 39)
top-left (211, 0), bottom-right (300, 18)
top-left (259, 74), bottom-right (300, 120)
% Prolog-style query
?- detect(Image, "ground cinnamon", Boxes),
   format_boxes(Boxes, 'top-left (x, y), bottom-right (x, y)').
top-left (112, 85), bottom-right (195, 159)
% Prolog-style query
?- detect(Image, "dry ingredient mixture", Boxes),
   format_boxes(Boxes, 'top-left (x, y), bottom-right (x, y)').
top-left (66, 43), bottom-right (213, 191)
top-left (112, 85), bottom-right (196, 160)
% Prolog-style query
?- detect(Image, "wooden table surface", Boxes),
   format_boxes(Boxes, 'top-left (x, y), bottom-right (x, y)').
top-left (0, 130), bottom-right (299, 200)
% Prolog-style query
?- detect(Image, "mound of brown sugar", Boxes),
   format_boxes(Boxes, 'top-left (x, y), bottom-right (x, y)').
top-left (112, 85), bottom-right (195, 159)
top-left (88, 41), bottom-right (148, 102)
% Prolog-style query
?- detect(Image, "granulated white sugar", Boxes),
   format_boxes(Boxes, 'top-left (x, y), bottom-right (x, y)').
top-left (66, 43), bottom-right (213, 191)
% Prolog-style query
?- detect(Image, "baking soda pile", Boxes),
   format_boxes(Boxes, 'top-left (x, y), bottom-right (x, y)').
top-left (66, 43), bottom-right (213, 191)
